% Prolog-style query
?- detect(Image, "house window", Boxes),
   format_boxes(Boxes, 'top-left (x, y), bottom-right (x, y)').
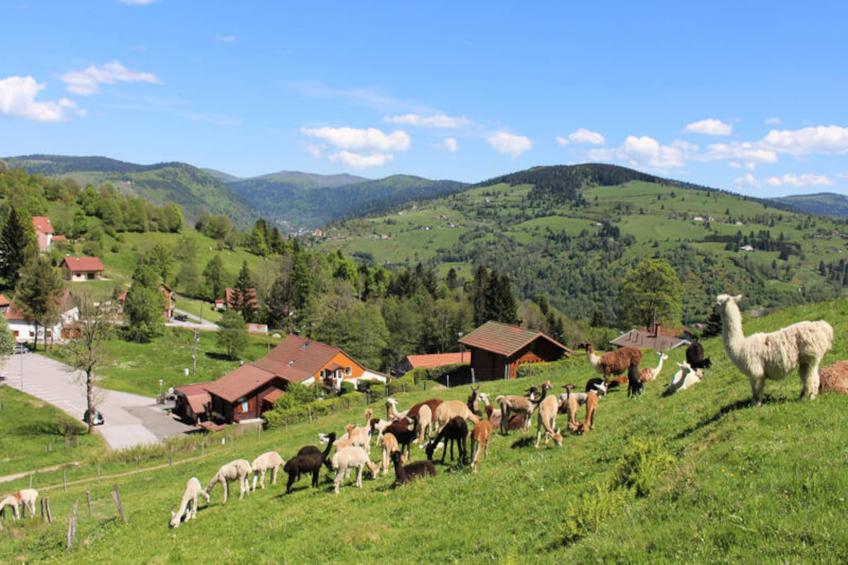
top-left (345, 367), bottom-right (352, 376)
top-left (241, 401), bottom-right (249, 413)
top-left (29, 331), bottom-right (34, 337)
top-left (87, 273), bottom-right (95, 280)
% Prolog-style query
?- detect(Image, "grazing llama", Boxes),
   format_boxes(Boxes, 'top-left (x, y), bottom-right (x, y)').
top-left (534, 387), bottom-right (563, 448)
top-left (331, 446), bottom-right (379, 494)
top-left (717, 294), bottom-right (833, 402)
top-left (640, 352), bottom-right (669, 382)
top-left (284, 432), bottom-right (336, 493)
top-left (425, 416), bottom-right (468, 464)
top-left (380, 432), bottom-right (400, 475)
top-left (580, 343), bottom-right (642, 382)
top-left (819, 361), bottom-right (848, 394)
top-left (0, 489), bottom-right (38, 519)
top-left (251, 451), bottom-right (285, 491)
top-left (495, 387), bottom-right (540, 435)
top-left (170, 477), bottom-right (209, 528)
top-left (206, 459), bottom-right (252, 503)
top-left (470, 419), bottom-right (493, 473)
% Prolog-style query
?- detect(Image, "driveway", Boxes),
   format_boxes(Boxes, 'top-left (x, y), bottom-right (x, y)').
top-left (1, 353), bottom-right (194, 450)
top-left (166, 308), bottom-right (219, 331)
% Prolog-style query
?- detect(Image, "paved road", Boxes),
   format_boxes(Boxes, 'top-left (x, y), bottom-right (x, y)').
top-left (166, 308), bottom-right (219, 331)
top-left (1, 353), bottom-right (194, 450)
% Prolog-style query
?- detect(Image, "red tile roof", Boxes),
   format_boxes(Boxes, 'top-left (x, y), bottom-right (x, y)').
top-left (253, 334), bottom-right (362, 383)
top-left (204, 364), bottom-right (278, 403)
top-left (459, 321), bottom-right (571, 357)
top-left (62, 256), bottom-right (105, 273)
top-left (406, 352), bottom-right (468, 369)
top-left (0, 294), bottom-right (10, 308)
top-left (5, 289), bottom-right (75, 322)
top-left (32, 216), bottom-right (53, 234)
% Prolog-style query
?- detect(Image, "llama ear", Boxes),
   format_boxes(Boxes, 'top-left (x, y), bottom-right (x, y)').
top-left (733, 294), bottom-right (743, 302)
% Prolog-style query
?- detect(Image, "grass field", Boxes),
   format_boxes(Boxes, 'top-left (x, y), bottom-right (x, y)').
top-left (2, 299), bottom-right (847, 562)
top-left (45, 329), bottom-right (281, 397)
top-left (0, 387), bottom-right (105, 477)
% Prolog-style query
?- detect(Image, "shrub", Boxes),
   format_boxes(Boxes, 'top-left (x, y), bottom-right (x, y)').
top-left (612, 436), bottom-right (676, 497)
top-left (561, 483), bottom-right (630, 545)
top-left (339, 381), bottom-right (355, 395)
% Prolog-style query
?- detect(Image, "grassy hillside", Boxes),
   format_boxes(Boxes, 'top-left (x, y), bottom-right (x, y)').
top-left (4, 155), bottom-right (257, 227)
top-left (0, 299), bottom-right (846, 562)
top-left (319, 165), bottom-right (848, 324)
top-left (228, 172), bottom-right (466, 230)
top-left (772, 192), bottom-right (848, 217)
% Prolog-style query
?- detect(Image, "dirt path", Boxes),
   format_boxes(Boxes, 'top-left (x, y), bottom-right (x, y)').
top-left (0, 462), bottom-right (80, 486)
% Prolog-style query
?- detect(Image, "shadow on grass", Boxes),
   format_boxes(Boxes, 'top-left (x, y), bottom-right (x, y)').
top-left (205, 352), bottom-right (233, 361)
top-left (673, 395), bottom-right (789, 440)
top-left (510, 437), bottom-right (535, 449)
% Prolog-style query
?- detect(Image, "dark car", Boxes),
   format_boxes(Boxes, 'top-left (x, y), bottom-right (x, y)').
top-left (13, 343), bottom-right (29, 354)
top-left (83, 409), bottom-right (105, 426)
top-left (174, 314), bottom-right (189, 322)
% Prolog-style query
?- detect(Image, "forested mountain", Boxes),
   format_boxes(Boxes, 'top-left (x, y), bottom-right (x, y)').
top-left (771, 192), bottom-right (848, 217)
top-left (227, 173), bottom-right (467, 230)
top-left (4, 155), bottom-right (257, 227)
top-left (320, 164), bottom-right (848, 327)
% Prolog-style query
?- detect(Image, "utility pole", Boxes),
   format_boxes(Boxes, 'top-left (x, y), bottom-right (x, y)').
top-left (192, 329), bottom-right (199, 376)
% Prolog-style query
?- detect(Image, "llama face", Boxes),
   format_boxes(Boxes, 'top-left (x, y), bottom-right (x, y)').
top-left (716, 294), bottom-right (743, 306)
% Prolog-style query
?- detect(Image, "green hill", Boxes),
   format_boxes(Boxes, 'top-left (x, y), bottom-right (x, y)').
top-left (2, 299), bottom-right (847, 562)
top-left (771, 192), bottom-right (848, 217)
top-left (4, 155), bottom-right (258, 227)
top-left (319, 164), bottom-right (848, 325)
top-left (228, 172), bottom-right (466, 230)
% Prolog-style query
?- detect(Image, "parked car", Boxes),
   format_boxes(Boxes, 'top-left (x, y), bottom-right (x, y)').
top-left (174, 314), bottom-right (189, 322)
top-left (13, 343), bottom-right (29, 354)
top-left (83, 409), bottom-right (105, 426)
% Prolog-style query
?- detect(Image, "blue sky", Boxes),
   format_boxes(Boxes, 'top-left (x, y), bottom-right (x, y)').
top-left (1, 1), bottom-right (846, 195)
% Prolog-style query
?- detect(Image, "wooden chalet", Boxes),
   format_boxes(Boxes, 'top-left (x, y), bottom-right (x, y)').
top-left (458, 321), bottom-right (571, 380)
top-left (609, 323), bottom-right (693, 352)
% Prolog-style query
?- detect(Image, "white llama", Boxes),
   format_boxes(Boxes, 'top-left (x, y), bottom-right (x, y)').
top-left (206, 459), bottom-right (252, 503)
top-left (251, 451), bottom-right (285, 491)
top-left (716, 294), bottom-right (833, 402)
top-left (170, 477), bottom-right (209, 528)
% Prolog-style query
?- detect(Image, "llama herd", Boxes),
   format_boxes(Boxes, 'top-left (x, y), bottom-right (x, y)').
top-left (162, 293), bottom-right (844, 529)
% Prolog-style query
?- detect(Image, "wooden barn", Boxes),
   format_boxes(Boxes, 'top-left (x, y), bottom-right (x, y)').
top-left (204, 364), bottom-right (288, 423)
top-left (458, 321), bottom-right (571, 380)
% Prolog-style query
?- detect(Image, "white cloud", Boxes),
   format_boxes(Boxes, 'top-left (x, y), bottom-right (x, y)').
top-left (555, 136), bottom-right (568, 146)
top-left (117, 0), bottom-right (158, 5)
top-left (566, 128), bottom-right (605, 145)
top-left (764, 173), bottom-right (833, 187)
top-left (216, 34), bottom-right (237, 43)
top-left (703, 142), bottom-right (778, 168)
top-left (60, 60), bottom-right (159, 96)
top-left (734, 173), bottom-right (760, 189)
top-left (0, 76), bottom-right (84, 122)
top-left (300, 126), bottom-right (410, 152)
top-left (439, 137), bottom-right (458, 152)
top-left (384, 113), bottom-right (469, 128)
top-left (765, 117), bottom-right (782, 125)
top-left (761, 125), bottom-right (848, 155)
top-left (487, 132), bottom-right (532, 157)
top-left (684, 118), bottom-right (733, 136)
top-left (589, 136), bottom-right (696, 170)
top-left (329, 151), bottom-right (393, 168)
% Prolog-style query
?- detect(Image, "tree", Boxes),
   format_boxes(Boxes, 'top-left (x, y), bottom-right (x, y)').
top-left (446, 267), bottom-right (460, 290)
top-left (702, 305), bottom-right (722, 338)
top-left (124, 263), bottom-right (164, 342)
top-left (620, 258), bottom-right (683, 329)
top-left (217, 310), bottom-right (248, 360)
top-left (145, 243), bottom-right (173, 284)
top-left (0, 208), bottom-right (36, 288)
top-left (470, 265), bottom-right (490, 326)
top-left (14, 256), bottom-right (64, 350)
top-left (65, 294), bottom-right (112, 433)
top-left (231, 261), bottom-right (257, 322)
top-left (485, 271), bottom-right (518, 324)
top-left (203, 255), bottom-right (226, 300)
top-left (0, 315), bottom-right (15, 361)
top-left (160, 204), bottom-right (183, 233)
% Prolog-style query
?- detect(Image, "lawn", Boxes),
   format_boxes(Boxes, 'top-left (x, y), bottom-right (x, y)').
top-left (46, 328), bottom-right (280, 397)
top-left (173, 294), bottom-right (222, 324)
top-left (2, 300), bottom-right (847, 562)
top-left (0, 386), bottom-right (105, 477)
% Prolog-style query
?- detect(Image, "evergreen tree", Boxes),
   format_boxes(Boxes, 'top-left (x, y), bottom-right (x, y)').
top-left (203, 255), bottom-right (226, 300)
top-left (231, 261), bottom-right (257, 322)
top-left (14, 256), bottom-right (64, 350)
top-left (217, 310), bottom-right (249, 360)
top-left (0, 314), bottom-right (15, 360)
top-left (470, 265), bottom-right (490, 326)
top-left (702, 305), bottom-right (722, 338)
top-left (446, 267), bottom-right (459, 290)
top-left (124, 262), bottom-right (164, 342)
top-left (0, 208), bottom-right (36, 288)
top-left (486, 271), bottom-right (517, 324)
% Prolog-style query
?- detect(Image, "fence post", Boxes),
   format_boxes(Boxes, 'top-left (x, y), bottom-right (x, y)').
top-left (41, 497), bottom-right (53, 523)
top-left (63, 469), bottom-right (68, 491)
top-left (111, 485), bottom-right (127, 523)
top-left (66, 502), bottom-right (78, 551)
top-left (86, 490), bottom-right (93, 517)
top-left (447, 374), bottom-right (450, 389)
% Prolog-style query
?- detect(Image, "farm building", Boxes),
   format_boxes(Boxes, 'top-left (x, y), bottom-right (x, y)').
top-left (62, 256), bottom-right (105, 281)
top-left (5, 289), bottom-right (79, 343)
top-left (610, 323), bottom-right (693, 352)
top-left (173, 334), bottom-right (385, 424)
top-left (458, 321), bottom-right (571, 380)
top-left (223, 287), bottom-right (258, 312)
top-left (398, 352), bottom-right (468, 375)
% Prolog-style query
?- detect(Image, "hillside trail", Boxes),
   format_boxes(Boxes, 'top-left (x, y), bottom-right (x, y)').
top-left (0, 462), bottom-right (80, 486)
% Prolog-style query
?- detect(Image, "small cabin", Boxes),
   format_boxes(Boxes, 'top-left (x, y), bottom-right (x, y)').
top-left (459, 321), bottom-right (571, 380)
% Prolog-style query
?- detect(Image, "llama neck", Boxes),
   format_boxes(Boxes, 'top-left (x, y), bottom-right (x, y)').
top-left (586, 348), bottom-right (601, 368)
top-left (393, 459), bottom-right (406, 482)
top-left (175, 492), bottom-right (191, 518)
top-left (655, 355), bottom-right (666, 373)
top-left (721, 302), bottom-right (746, 359)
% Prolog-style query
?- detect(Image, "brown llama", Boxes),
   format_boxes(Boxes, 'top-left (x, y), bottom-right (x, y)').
top-left (580, 343), bottom-right (642, 384)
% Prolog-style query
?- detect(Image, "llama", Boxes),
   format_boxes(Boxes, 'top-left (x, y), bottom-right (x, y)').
top-left (327, 423), bottom-right (371, 451)
top-left (425, 416), bottom-right (468, 464)
top-left (382, 419), bottom-right (417, 460)
top-left (663, 362), bottom-right (703, 396)
top-left (561, 386), bottom-right (599, 434)
top-left (0, 489), bottom-right (38, 520)
top-left (467, 386), bottom-right (482, 415)
top-left (331, 446), bottom-right (379, 494)
top-left (580, 343), bottom-right (643, 382)
top-left (414, 404), bottom-right (433, 444)
top-left (585, 377), bottom-right (608, 396)
top-left (717, 294), bottom-right (833, 402)
top-left (820, 361), bottom-right (848, 394)
top-left (686, 340), bottom-right (712, 370)
top-left (574, 391), bottom-right (599, 434)
top-left (470, 418), bottom-right (493, 473)
top-left (640, 352), bottom-right (669, 382)
top-left (534, 390), bottom-right (563, 448)
top-left (251, 451), bottom-right (285, 491)
top-left (284, 432), bottom-right (336, 493)
top-left (627, 360), bottom-right (643, 397)
top-left (0, 495), bottom-right (20, 520)
top-left (494, 387), bottom-right (540, 435)
top-left (433, 400), bottom-right (480, 431)
top-left (169, 477), bottom-right (209, 528)
top-left (386, 397), bottom-right (407, 421)
top-left (206, 459), bottom-right (252, 503)
top-left (380, 432), bottom-right (400, 476)
top-left (390, 450), bottom-right (436, 486)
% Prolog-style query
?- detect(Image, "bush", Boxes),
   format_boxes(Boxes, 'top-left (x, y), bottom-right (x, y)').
top-left (612, 436), bottom-right (676, 497)
top-left (561, 483), bottom-right (630, 546)
top-left (265, 392), bottom-right (366, 429)
top-left (339, 381), bottom-right (355, 395)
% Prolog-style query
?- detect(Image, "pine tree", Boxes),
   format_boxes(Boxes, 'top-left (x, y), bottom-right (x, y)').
top-left (702, 305), bottom-right (722, 338)
top-left (446, 267), bottom-right (459, 290)
top-left (0, 208), bottom-right (36, 288)
top-left (470, 265), bottom-right (490, 326)
top-left (14, 256), bottom-right (64, 350)
top-left (231, 261), bottom-right (256, 322)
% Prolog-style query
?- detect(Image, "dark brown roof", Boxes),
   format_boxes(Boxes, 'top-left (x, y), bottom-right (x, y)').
top-left (406, 352), bottom-right (468, 369)
top-left (459, 321), bottom-right (571, 357)
top-left (204, 364), bottom-right (279, 403)
top-left (610, 329), bottom-right (688, 352)
top-left (253, 334), bottom-right (364, 383)
top-left (62, 256), bottom-right (105, 273)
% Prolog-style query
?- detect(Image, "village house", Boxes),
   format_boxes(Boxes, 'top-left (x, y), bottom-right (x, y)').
top-left (31, 216), bottom-right (66, 252)
top-left (62, 256), bottom-right (105, 281)
top-left (215, 287), bottom-right (259, 312)
top-left (397, 352), bottom-right (468, 375)
top-left (458, 321), bottom-right (571, 380)
top-left (610, 323), bottom-right (693, 352)
top-left (5, 289), bottom-right (79, 343)
top-left (173, 334), bottom-right (385, 425)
